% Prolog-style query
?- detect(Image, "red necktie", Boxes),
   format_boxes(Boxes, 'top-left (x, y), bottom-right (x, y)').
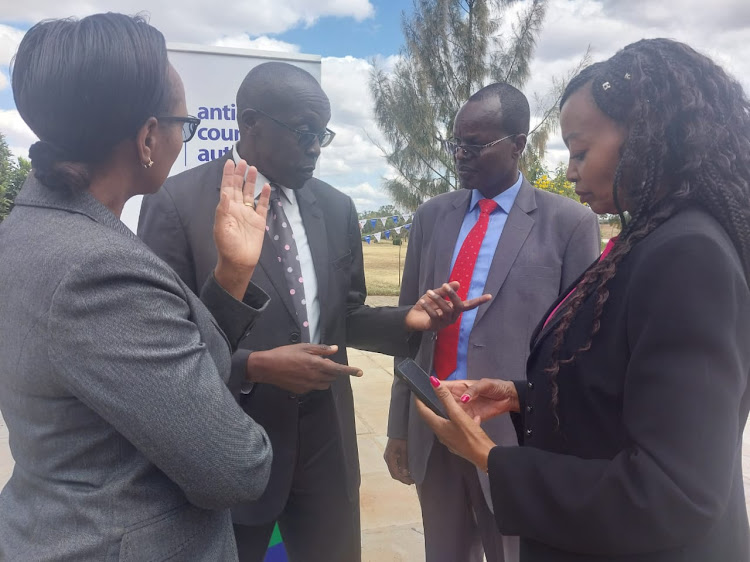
top-left (434, 198), bottom-right (498, 379)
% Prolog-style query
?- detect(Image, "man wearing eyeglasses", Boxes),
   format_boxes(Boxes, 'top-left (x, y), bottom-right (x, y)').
top-left (138, 62), bottom-right (485, 562)
top-left (385, 83), bottom-right (601, 562)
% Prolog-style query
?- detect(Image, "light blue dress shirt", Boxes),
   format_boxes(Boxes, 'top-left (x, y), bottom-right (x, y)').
top-left (444, 172), bottom-right (524, 380)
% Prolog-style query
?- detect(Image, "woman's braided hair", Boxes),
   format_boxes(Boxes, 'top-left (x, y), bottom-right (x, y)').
top-left (546, 38), bottom-right (750, 420)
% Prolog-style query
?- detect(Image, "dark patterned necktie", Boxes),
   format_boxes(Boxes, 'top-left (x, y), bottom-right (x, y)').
top-left (266, 187), bottom-right (310, 342)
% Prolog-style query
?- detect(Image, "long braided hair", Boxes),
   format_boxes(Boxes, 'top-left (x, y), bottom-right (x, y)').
top-left (546, 39), bottom-right (750, 418)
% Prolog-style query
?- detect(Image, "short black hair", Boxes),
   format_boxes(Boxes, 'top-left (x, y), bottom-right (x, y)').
top-left (236, 61), bottom-right (325, 115)
top-left (12, 12), bottom-right (172, 190)
top-left (468, 82), bottom-right (530, 135)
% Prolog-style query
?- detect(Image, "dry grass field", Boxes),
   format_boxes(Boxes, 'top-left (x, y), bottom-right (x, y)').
top-left (362, 241), bottom-right (408, 297)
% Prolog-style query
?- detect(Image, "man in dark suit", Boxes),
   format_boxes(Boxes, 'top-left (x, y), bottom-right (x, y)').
top-left (138, 62), bottom-right (478, 562)
top-left (384, 83), bottom-right (601, 562)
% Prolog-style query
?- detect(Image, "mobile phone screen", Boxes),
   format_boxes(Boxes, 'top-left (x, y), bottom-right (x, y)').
top-left (395, 359), bottom-right (448, 418)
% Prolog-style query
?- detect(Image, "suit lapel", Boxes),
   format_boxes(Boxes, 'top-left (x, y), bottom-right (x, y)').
top-left (297, 183), bottom-right (329, 341)
top-left (434, 190), bottom-right (472, 284)
top-left (472, 180), bottom-right (537, 328)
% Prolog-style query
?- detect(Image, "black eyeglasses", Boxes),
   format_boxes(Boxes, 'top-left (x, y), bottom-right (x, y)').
top-left (156, 115), bottom-right (201, 143)
top-left (250, 108), bottom-right (336, 148)
top-left (443, 134), bottom-right (517, 159)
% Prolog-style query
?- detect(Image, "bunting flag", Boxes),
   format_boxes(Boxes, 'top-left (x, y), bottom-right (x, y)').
top-left (369, 219), bottom-right (377, 228)
top-left (392, 215), bottom-right (400, 224)
top-left (380, 217), bottom-right (387, 226)
top-left (360, 223), bottom-right (412, 242)
top-left (358, 219), bottom-right (367, 230)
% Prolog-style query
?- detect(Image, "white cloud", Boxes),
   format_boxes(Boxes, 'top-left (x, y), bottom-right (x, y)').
top-left (0, 109), bottom-right (37, 159)
top-left (212, 35), bottom-right (300, 53)
top-left (317, 54), bottom-right (394, 210)
top-left (0, 72), bottom-right (8, 91)
top-left (1, 1), bottom-right (374, 43)
top-left (336, 181), bottom-right (392, 211)
top-left (0, 24), bottom-right (24, 67)
top-left (522, 0), bottom-right (750, 169)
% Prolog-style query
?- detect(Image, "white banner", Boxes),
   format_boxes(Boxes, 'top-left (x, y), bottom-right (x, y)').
top-left (121, 43), bottom-right (322, 233)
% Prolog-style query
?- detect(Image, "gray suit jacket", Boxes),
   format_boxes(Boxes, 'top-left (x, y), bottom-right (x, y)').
top-left (388, 180), bottom-right (600, 504)
top-left (0, 176), bottom-right (273, 561)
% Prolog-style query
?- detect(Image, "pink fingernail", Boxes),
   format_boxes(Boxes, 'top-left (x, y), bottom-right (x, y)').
top-left (461, 394), bottom-right (470, 403)
top-left (430, 376), bottom-right (440, 388)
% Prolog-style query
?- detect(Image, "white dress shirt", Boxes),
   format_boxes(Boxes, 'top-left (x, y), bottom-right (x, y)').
top-left (233, 147), bottom-right (321, 344)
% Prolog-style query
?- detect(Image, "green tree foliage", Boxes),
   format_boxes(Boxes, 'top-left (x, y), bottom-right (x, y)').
top-left (533, 162), bottom-right (576, 200)
top-left (370, 0), bottom-right (588, 211)
top-left (0, 133), bottom-right (31, 223)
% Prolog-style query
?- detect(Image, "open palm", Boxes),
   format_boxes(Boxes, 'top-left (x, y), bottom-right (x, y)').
top-left (213, 160), bottom-right (271, 272)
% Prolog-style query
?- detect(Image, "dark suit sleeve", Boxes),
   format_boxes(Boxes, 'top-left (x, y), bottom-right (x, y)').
top-left (387, 210), bottom-right (425, 439)
top-left (561, 209), bottom-right (600, 289)
top-left (138, 187), bottom-right (198, 293)
top-left (487, 231), bottom-right (750, 556)
top-left (344, 197), bottom-right (414, 356)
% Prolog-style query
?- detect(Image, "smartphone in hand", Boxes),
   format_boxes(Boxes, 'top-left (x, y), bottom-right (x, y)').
top-left (395, 359), bottom-right (448, 419)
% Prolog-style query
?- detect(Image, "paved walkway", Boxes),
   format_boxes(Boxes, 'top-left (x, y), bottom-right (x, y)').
top-left (1, 351), bottom-right (749, 561)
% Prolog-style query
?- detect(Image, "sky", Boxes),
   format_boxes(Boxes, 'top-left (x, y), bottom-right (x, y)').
top-left (2, 0), bottom-right (750, 218)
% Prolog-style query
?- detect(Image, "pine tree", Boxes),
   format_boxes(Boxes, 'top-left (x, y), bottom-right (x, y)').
top-left (370, 0), bottom-right (587, 210)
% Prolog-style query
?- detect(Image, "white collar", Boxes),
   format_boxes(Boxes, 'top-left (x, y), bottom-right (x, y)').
top-left (232, 144), bottom-right (293, 204)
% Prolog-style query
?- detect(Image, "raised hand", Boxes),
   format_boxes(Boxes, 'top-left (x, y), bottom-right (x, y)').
top-left (213, 159), bottom-right (271, 299)
top-left (404, 281), bottom-right (492, 332)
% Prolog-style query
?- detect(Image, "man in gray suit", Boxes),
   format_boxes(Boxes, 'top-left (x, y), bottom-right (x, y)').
top-left (385, 83), bottom-right (600, 562)
top-left (139, 62), bottom-right (481, 562)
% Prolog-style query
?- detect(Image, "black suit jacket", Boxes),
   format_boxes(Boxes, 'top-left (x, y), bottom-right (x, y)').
top-left (138, 153), bottom-right (413, 524)
top-left (488, 208), bottom-right (750, 561)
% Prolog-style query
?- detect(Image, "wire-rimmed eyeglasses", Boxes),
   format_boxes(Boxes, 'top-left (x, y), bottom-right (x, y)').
top-left (443, 134), bottom-right (518, 158)
top-left (250, 108), bottom-right (336, 148)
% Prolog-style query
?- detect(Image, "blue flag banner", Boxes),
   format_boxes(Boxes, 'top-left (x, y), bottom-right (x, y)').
top-left (384, 230), bottom-right (391, 239)
top-left (404, 224), bottom-right (411, 231)
top-left (370, 219), bottom-right (377, 228)
top-left (392, 215), bottom-right (400, 224)
top-left (365, 236), bottom-right (371, 244)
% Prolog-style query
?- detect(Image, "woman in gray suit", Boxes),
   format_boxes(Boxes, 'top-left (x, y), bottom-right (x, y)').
top-left (0, 13), bottom-right (273, 561)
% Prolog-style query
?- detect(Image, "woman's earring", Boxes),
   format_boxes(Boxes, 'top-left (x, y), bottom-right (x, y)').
top-left (143, 159), bottom-right (154, 169)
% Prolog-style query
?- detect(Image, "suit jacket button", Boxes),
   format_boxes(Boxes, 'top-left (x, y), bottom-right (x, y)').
top-left (526, 428), bottom-right (533, 438)
top-left (527, 381), bottom-right (534, 390)
top-left (290, 332), bottom-right (301, 343)
top-left (526, 405), bottom-right (533, 414)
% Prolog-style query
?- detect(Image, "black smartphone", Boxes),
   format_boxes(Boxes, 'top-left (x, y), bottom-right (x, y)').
top-left (395, 359), bottom-right (448, 419)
